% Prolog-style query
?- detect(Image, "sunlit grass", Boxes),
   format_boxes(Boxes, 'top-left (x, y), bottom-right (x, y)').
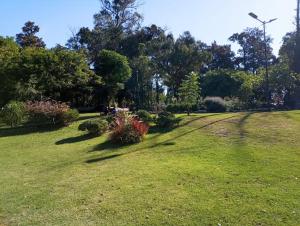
top-left (0, 111), bottom-right (299, 225)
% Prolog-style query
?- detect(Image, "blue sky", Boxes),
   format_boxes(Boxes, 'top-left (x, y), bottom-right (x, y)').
top-left (0, 0), bottom-right (296, 54)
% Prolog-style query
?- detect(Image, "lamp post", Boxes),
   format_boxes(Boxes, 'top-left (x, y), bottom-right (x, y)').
top-left (248, 12), bottom-right (277, 110)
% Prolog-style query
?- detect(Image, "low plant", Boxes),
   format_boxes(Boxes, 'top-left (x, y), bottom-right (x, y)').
top-left (166, 104), bottom-right (199, 113)
top-left (25, 100), bottom-right (77, 126)
top-left (110, 112), bottom-right (149, 144)
top-left (78, 119), bottom-right (108, 136)
top-left (136, 110), bottom-right (152, 123)
top-left (59, 109), bottom-right (79, 126)
top-left (204, 97), bottom-right (226, 113)
top-left (1, 101), bottom-right (26, 127)
top-left (156, 111), bottom-right (180, 128)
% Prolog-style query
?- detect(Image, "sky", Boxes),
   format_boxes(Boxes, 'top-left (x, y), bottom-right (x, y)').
top-left (0, 0), bottom-right (296, 54)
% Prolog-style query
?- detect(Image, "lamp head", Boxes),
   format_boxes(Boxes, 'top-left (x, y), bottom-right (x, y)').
top-left (249, 12), bottom-right (258, 19)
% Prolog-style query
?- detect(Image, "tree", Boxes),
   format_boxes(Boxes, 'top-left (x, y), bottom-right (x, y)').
top-left (229, 28), bottom-right (275, 73)
top-left (95, 50), bottom-right (132, 106)
top-left (16, 21), bottom-right (46, 48)
top-left (207, 41), bottom-right (235, 70)
top-left (178, 72), bottom-right (200, 115)
top-left (0, 37), bottom-right (20, 106)
top-left (201, 69), bottom-right (261, 105)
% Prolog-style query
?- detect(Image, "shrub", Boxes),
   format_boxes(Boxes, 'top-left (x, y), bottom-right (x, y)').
top-left (166, 104), bottom-right (199, 113)
top-left (59, 109), bottom-right (79, 126)
top-left (204, 97), bottom-right (227, 113)
top-left (110, 112), bottom-right (149, 144)
top-left (1, 101), bottom-right (26, 127)
top-left (156, 111), bottom-right (180, 128)
top-left (136, 110), bottom-right (152, 123)
top-left (78, 119), bottom-right (108, 136)
top-left (25, 100), bottom-right (76, 126)
top-left (224, 97), bottom-right (244, 112)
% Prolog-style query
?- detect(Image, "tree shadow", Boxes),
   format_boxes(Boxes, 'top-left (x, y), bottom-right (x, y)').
top-left (86, 114), bottom-right (236, 164)
top-left (86, 154), bottom-right (123, 164)
top-left (56, 134), bottom-right (95, 145)
top-left (0, 124), bottom-right (63, 138)
top-left (237, 112), bottom-right (255, 139)
top-left (77, 115), bottom-right (100, 121)
top-left (90, 139), bottom-right (126, 152)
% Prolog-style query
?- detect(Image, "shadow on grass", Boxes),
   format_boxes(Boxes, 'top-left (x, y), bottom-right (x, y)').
top-left (86, 154), bottom-right (123, 163)
top-left (56, 134), bottom-right (95, 145)
top-left (0, 124), bottom-right (63, 138)
top-left (77, 115), bottom-right (100, 121)
top-left (90, 140), bottom-right (125, 152)
top-left (87, 114), bottom-right (236, 164)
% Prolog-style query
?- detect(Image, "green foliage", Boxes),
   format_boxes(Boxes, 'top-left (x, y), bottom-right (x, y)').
top-left (201, 69), bottom-right (261, 103)
top-left (204, 97), bottom-right (226, 113)
top-left (1, 101), bottom-right (26, 127)
top-left (78, 119), bottom-right (108, 136)
top-left (178, 71), bottom-right (200, 114)
top-left (156, 111), bottom-right (180, 128)
top-left (59, 109), bottom-right (80, 126)
top-left (0, 37), bottom-right (20, 106)
top-left (136, 110), bottom-right (152, 123)
top-left (95, 50), bottom-right (132, 105)
top-left (16, 21), bottom-right (46, 48)
top-left (166, 103), bottom-right (199, 113)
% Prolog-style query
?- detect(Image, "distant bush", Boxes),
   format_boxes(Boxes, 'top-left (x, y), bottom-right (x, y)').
top-left (166, 104), bottom-right (199, 113)
top-left (110, 112), bottom-right (149, 144)
top-left (204, 97), bottom-right (226, 113)
top-left (136, 110), bottom-right (152, 123)
top-left (156, 111), bottom-right (180, 128)
top-left (1, 101), bottom-right (26, 127)
top-left (224, 97), bottom-right (244, 112)
top-left (25, 100), bottom-right (77, 126)
top-left (78, 119), bottom-right (108, 136)
top-left (59, 109), bottom-right (79, 126)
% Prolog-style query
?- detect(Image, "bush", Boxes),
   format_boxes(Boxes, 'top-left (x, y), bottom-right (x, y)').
top-left (1, 101), bottom-right (26, 127)
top-left (59, 109), bottom-right (79, 126)
top-left (166, 104), bottom-right (199, 113)
top-left (136, 110), bottom-right (152, 123)
top-left (156, 111), bottom-right (180, 128)
top-left (224, 97), bottom-right (244, 112)
top-left (25, 100), bottom-right (76, 126)
top-left (78, 119), bottom-right (108, 136)
top-left (110, 112), bottom-right (149, 144)
top-left (204, 97), bottom-right (226, 113)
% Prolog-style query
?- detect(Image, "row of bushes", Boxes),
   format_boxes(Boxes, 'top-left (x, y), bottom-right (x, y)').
top-left (0, 100), bottom-right (79, 128)
top-left (77, 110), bottom-right (180, 145)
top-left (166, 97), bottom-right (245, 113)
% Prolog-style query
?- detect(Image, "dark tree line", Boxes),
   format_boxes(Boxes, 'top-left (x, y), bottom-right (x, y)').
top-left (1, 0), bottom-right (300, 110)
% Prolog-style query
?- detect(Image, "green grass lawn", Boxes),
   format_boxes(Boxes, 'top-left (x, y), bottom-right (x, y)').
top-left (0, 111), bottom-right (300, 226)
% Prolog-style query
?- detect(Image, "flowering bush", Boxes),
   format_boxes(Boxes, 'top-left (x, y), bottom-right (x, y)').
top-left (25, 100), bottom-right (78, 126)
top-left (110, 111), bottom-right (149, 144)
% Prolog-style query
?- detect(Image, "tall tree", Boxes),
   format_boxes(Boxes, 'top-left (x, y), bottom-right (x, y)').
top-left (294, 0), bottom-right (300, 73)
top-left (178, 72), bottom-right (200, 115)
top-left (229, 28), bottom-right (275, 73)
top-left (16, 21), bottom-right (46, 48)
top-left (207, 41), bottom-right (235, 70)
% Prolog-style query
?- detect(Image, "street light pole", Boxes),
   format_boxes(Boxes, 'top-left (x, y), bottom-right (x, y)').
top-left (248, 12), bottom-right (277, 110)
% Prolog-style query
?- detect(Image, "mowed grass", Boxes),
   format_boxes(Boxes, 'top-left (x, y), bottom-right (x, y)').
top-left (0, 111), bottom-right (300, 226)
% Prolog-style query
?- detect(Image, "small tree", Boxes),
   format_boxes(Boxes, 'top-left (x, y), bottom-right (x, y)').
top-left (178, 72), bottom-right (200, 115)
top-left (95, 50), bottom-right (132, 106)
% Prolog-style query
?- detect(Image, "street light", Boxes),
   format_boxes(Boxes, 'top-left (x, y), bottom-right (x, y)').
top-left (248, 12), bottom-right (277, 110)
